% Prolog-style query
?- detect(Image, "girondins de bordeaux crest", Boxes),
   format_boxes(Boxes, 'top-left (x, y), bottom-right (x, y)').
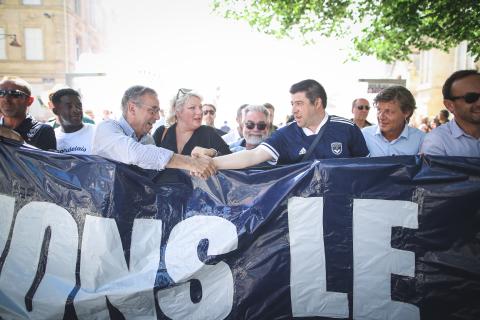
top-left (331, 142), bottom-right (342, 155)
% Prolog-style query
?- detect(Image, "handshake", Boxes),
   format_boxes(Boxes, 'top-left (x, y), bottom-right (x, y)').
top-left (187, 146), bottom-right (221, 179)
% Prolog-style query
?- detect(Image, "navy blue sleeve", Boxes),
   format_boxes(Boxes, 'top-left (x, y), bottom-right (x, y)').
top-left (349, 125), bottom-right (369, 157)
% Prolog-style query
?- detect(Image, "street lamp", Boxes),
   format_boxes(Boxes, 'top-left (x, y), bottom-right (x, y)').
top-left (0, 34), bottom-right (21, 47)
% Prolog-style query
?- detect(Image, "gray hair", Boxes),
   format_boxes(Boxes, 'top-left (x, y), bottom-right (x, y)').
top-left (121, 85), bottom-right (157, 117)
top-left (243, 104), bottom-right (270, 122)
top-left (167, 90), bottom-right (203, 126)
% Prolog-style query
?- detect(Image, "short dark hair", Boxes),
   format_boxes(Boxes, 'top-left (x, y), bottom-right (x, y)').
top-left (442, 69), bottom-right (480, 99)
top-left (374, 86), bottom-right (416, 121)
top-left (439, 109), bottom-right (449, 120)
top-left (290, 79), bottom-right (327, 108)
top-left (51, 88), bottom-right (80, 105)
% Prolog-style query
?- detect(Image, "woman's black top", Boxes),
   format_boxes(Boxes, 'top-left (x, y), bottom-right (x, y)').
top-left (153, 124), bottom-right (231, 156)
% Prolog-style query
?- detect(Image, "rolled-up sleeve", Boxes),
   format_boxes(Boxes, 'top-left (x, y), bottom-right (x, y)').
top-left (92, 120), bottom-right (174, 170)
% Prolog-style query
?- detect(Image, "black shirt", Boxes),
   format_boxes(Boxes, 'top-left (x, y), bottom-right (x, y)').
top-left (13, 115), bottom-right (56, 151)
top-left (153, 124), bottom-right (231, 156)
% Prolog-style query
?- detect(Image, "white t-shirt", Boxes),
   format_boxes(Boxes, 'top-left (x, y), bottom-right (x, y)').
top-left (55, 124), bottom-right (96, 155)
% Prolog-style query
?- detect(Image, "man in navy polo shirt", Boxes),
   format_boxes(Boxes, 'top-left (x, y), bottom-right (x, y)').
top-left (201, 79), bottom-right (369, 169)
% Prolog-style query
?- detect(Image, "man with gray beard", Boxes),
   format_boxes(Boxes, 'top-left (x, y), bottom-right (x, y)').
top-left (229, 104), bottom-right (270, 152)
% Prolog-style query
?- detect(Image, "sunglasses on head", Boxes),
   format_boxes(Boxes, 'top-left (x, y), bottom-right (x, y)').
top-left (450, 92), bottom-right (480, 104)
top-left (203, 110), bottom-right (215, 115)
top-left (176, 88), bottom-right (192, 101)
top-left (0, 89), bottom-right (29, 99)
top-left (245, 121), bottom-right (267, 130)
top-left (357, 105), bottom-right (370, 110)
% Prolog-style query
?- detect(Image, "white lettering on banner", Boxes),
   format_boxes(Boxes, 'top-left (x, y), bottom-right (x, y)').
top-left (0, 194), bottom-right (15, 255)
top-left (288, 196), bottom-right (349, 318)
top-left (74, 216), bottom-right (162, 319)
top-left (0, 202), bottom-right (78, 320)
top-left (157, 216), bottom-right (238, 320)
top-left (353, 199), bottom-right (420, 320)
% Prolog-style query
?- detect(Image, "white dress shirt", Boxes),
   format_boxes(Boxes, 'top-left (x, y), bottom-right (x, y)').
top-left (92, 116), bottom-right (174, 170)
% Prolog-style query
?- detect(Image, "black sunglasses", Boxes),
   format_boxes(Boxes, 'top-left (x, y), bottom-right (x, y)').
top-left (0, 89), bottom-right (29, 99)
top-left (245, 121), bottom-right (267, 130)
top-left (450, 92), bottom-right (480, 104)
top-left (203, 110), bottom-right (215, 115)
top-left (357, 105), bottom-right (370, 110)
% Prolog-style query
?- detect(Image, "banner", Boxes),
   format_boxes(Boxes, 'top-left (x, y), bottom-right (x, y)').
top-left (0, 140), bottom-right (479, 320)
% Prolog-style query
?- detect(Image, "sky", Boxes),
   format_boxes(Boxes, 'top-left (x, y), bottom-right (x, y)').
top-left (76, 0), bottom-right (390, 126)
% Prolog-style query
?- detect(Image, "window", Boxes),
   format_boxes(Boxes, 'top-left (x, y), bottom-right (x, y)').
top-left (25, 28), bottom-right (44, 60)
top-left (75, 0), bottom-right (81, 15)
top-left (22, 0), bottom-right (41, 4)
top-left (419, 50), bottom-right (432, 84)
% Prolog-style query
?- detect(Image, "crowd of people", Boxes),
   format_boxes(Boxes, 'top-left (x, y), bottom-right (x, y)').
top-left (0, 69), bottom-right (479, 179)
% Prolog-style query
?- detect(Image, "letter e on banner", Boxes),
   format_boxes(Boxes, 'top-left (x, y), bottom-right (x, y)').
top-left (288, 196), bottom-right (349, 318)
top-left (353, 199), bottom-right (420, 320)
top-left (158, 216), bottom-right (238, 320)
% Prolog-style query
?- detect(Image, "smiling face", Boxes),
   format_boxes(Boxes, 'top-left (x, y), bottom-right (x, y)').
top-left (176, 96), bottom-right (203, 131)
top-left (376, 100), bottom-right (409, 140)
top-left (242, 110), bottom-right (269, 148)
top-left (444, 74), bottom-right (480, 128)
top-left (53, 94), bottom-right (83, 131)
top-left (128, 93), bottom-right (160, 138)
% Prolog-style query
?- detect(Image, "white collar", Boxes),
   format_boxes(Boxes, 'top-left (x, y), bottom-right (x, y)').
top-left (302, 112), bottom-right (329, 136)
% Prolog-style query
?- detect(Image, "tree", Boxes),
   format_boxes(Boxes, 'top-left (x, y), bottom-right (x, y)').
top-left (212, 0), bottom-right (480, 63)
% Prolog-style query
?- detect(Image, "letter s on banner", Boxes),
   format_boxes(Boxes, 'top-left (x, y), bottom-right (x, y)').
top-left (353, 199), bottom-right (420, 320)
top-left (158, 216), bottom-right (238, 320)
top-left (0, 202), bottom-right (78, 319)
top-left (288, 196), bottom-right (349, 318)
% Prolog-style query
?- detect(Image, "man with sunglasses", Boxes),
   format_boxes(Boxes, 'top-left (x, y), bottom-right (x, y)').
top-left (196, 79), bottom-right (368, 169)
top-left (0, 76), bottom-right (56, 150)
top-left (351, 98), bottom-right (372, 129)
top-left (202, 103), bottom-right (226, 136)
top-left (93, 85), bottom-right (216, 178)
top-left (230, 104), bottom-right (270, 152)
top-left (420, 69), bottom-right (480, 156)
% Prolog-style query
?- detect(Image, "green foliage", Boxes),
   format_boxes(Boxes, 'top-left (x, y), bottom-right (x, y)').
top-left (212, 0), bottom-right (480, 63)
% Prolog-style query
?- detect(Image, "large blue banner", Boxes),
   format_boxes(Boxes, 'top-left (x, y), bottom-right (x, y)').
top-left (0, 140), bottom-right (479, 320)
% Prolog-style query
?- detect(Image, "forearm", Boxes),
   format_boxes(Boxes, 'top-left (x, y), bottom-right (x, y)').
top-left (165, 154), bottom-right (194, 171)
top-left (213, 148), bottom-right (272, 170)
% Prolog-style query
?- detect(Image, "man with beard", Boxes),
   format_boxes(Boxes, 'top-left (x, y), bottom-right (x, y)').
top-left (229, 104), bottom-right (270, 152)
top-left (0, 76), bottom-right (56, 150)
top-left (51, 88), bottom-right (96, 155)
top-left (421, 69), bottom-right (480, 156)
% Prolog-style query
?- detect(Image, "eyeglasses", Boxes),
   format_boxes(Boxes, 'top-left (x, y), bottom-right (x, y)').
top-left (0, 89), bottom-right (29, 99)
top-left (244, 121), bottom-right (267, 130)
top-left (203, 110), bottom-right (215, 115)
top-left (356, 105), bottom-right (370, 110)
top-left (134, 102), bottom-right (160, 115)
top-left (449, 92), bottom-right (480, 104)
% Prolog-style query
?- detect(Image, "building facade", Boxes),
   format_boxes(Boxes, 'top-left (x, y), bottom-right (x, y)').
top-left (0, 0), bottom-right (108, 120)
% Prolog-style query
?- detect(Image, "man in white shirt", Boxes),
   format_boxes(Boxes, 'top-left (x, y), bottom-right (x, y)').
top-left (52, 88), bottom-right (95, 155)
top-left (93, 85), bottom-right (215, 178)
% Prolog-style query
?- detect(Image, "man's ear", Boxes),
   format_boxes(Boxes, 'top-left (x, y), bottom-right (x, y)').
top-left (26, 96), bottom-right (34, 107)
top-left (51, 106), bottom-right (58, 116)
top-left (128, 101), bottom-right (136, 115)
top-left (315, 97), bottom-right (324, 109)
top-left (443, 99), bottom-right (455, 114)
